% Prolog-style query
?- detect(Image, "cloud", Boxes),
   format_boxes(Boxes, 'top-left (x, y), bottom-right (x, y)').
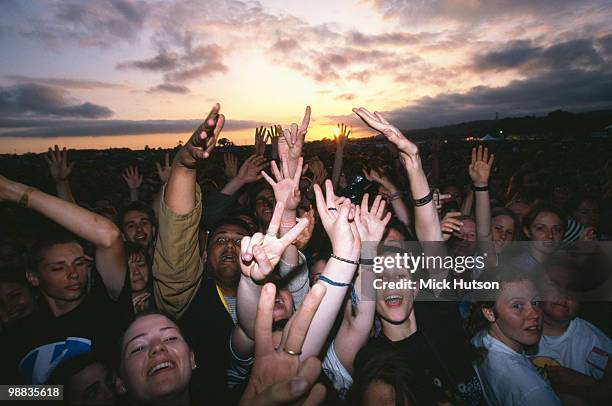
top-left (0, 83), bottom-right (113, 118)
top-left (6, 75), bottom-right (124, 89)
top-left (384, 67), bottom-right (612, 129)
top-left (16, 0), bottom-right (150, 48)
top-left (364, 0), bottom-right (604, 26)
top-left (0, 118), bottom-right (266, 138)
top-left (147, 83), bottom-right (190, 94)
top-left (348, 31), bottom-right (424, 46)
top-left (117, 44), bottom-right (227, 82)
top-left (473, 37), bottom-right (607, 73)
top-left (335, 93), bottom-right (356, 101)
top-left (117, 50), bottom-right (179, 71)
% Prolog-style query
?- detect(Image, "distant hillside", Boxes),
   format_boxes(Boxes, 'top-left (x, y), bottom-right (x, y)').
top-left (403, 109), bottom-right (612, 139)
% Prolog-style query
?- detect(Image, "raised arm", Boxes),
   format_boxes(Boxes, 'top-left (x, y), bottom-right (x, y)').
top-left (334, 193), bottom-right (391, 374)
top-left (221, 154), bottom-right (268, 196)
top-left (277, 106), bottom-right (310, 178)
top-left (235, 201), bottom-right (309, 348)
top-left (353, 107), bottom-right (443, 242)
top-left (122, 166), bottom-right (142, 202)
top-left (469, 145), bottom-right (495, 240)
top-left (153, 104), bottom-right (225, 318)
top-left (45, 145), bottom-right (76, 204)
top-left (363, 166), bottom-right (411, 228)
top-left (332, 123), bottom-right (350, 190)
top-left (261, 154), bottom-right (304, 267)
top-left (300, 180), bottom-right (361, 360)
top-left (0, 175), bottom-right (125, 298)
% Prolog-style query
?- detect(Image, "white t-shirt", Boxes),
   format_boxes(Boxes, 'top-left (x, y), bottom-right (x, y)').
top-left (535, 318), bottom-right (611, 380)
top-left (322, 341), bottom-right (353, 399)
top-left (472, 332), bottom-right (561, 406)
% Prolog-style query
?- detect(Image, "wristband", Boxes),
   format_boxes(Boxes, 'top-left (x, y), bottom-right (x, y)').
top-left (19, 187), bottom-right (37, 208)
top-left (318, 275), bottom-right (357, 306)
top-left (330, 253), bottom-right (360, 266)
top-left (472, 184), bottom-right (489, 192)
top-left (413, 191), bottom-right (433, 207)
top-left (360, 258), bottom-right (375, 266)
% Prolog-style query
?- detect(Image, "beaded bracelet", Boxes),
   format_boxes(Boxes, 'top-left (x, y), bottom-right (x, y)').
top-left (330, 253), bottom-right (360, 266)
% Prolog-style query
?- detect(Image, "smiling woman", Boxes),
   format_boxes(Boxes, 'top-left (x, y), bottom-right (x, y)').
top-left (117, 311), bottom-right (196, 406)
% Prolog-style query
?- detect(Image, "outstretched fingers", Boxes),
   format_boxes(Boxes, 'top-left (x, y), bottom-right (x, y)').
top-left (254, 283), bottom-right (276, 357)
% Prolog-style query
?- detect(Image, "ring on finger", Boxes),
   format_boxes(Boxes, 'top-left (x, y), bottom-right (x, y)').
top-left (283, 348), bottom-right (302, 356)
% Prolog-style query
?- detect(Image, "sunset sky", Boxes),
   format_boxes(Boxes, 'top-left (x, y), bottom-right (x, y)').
top-left (1, 0), bottom-right (611, 153)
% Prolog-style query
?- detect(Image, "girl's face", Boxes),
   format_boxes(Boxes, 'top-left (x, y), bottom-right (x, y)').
top-left (120, 315), bottom-right (194, 404)
top-left (375, 264), bottom-right (417, 324)
top-left (486, 280), bottom-right (542, 352)
top-left (491, 215), bottom-right (515, 253)
top-left (524, 211), bottom-right (563, 256)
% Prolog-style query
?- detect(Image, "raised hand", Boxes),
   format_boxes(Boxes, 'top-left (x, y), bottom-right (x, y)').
top-left (155, 152), bottom-right (172, 184)
top-left (352, 107), bottom-right (420, 171)
top-left (122, 166), bottom-right (143, 190)
top-left (45, 145), bottom-right (74, 183)
top-left (308, 157), bottom-right (328, 187)
top-left (223, 152), bottom-right (238, 179)
top-left (254, 126), bottom-right (267, 156)
top-left (440, 211), bottom-right (463, 241)
top-left (237, 155), bottom-right (268, 184)
top-left (362, 166), bottom-right (397, 192)
top-left (294, 207), bottom-right (315, 251)
top-left (175, 103), bottom-right (225, 169)
top-left (335, 123), bottom-right (351, 149)
top-left (240, 283), bottom-right (326, 406)
top-left (354, 193), bottom-right (392, 243)
top-left (469, 145), bottom-right (495, 187)
top-left (240, 201), bottom-right (310, 282)
top-left (278, 106), bottom-right (311, 170)
top-left (266, 125), bottom-right (282, 161)
top-left (313, 180), bottom-right (361, 261)
top-left (261, 154), bottom-right (303, 211)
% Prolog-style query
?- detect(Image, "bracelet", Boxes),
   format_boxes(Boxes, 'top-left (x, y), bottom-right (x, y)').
top-left (318, 275), bottom-right (357, 306)
top-left (387, 191), bottom-right (402, 201)
top-left (330, 253), bottom-right (360, 266)
top-left (18, 187), bottom-right (37, 208)
top-left (413, 191), bottom-right (433, 207)
top-left (472, 184), bottom-right (489, 192)
top-left (360, 258), bottom-right (375, 266)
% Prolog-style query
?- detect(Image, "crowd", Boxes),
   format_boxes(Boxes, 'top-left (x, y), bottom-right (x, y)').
top-left (0, 102), bottom-right (611, 405)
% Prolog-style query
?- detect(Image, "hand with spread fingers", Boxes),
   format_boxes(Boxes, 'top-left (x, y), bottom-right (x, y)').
top-left (254, 126), bottom-right (267, 156)
top-left (335, 123), bottom-right (351, 149)
top-left (278, 106), bottom-right (311, 175)
top-left (440, 211), bottom-right (463, 241)
top-left (155, 152), bottom-right (172, 184)
top-left (469, 145), bottom-right (495, 187)
top-left (237, 155), bottom-right (268, 184)
top-left (266, 125), bottom-right (282, 161)
top-left (313, 180), bottom-right (361, 261)
top-left (240, 283), bottom-right (327, 406)
top-left (352, 107), bottom-right (420, 171)
top-left (362, 166), bottom-right (398, 194)
top-left (261, 154), bottom-right (304, 211)
top-left (175, 103), bottom-right (225, 169)
top-left (223, 152), bottom-right (238, 179)
top-left (45, 145), bottom-right (75, 183)
top-left (354, 193), bottom-right (392, 243)
top-left (122, 166), bottom-right (143, 190)
top-left (240, 201), bottom-right (309, 282)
